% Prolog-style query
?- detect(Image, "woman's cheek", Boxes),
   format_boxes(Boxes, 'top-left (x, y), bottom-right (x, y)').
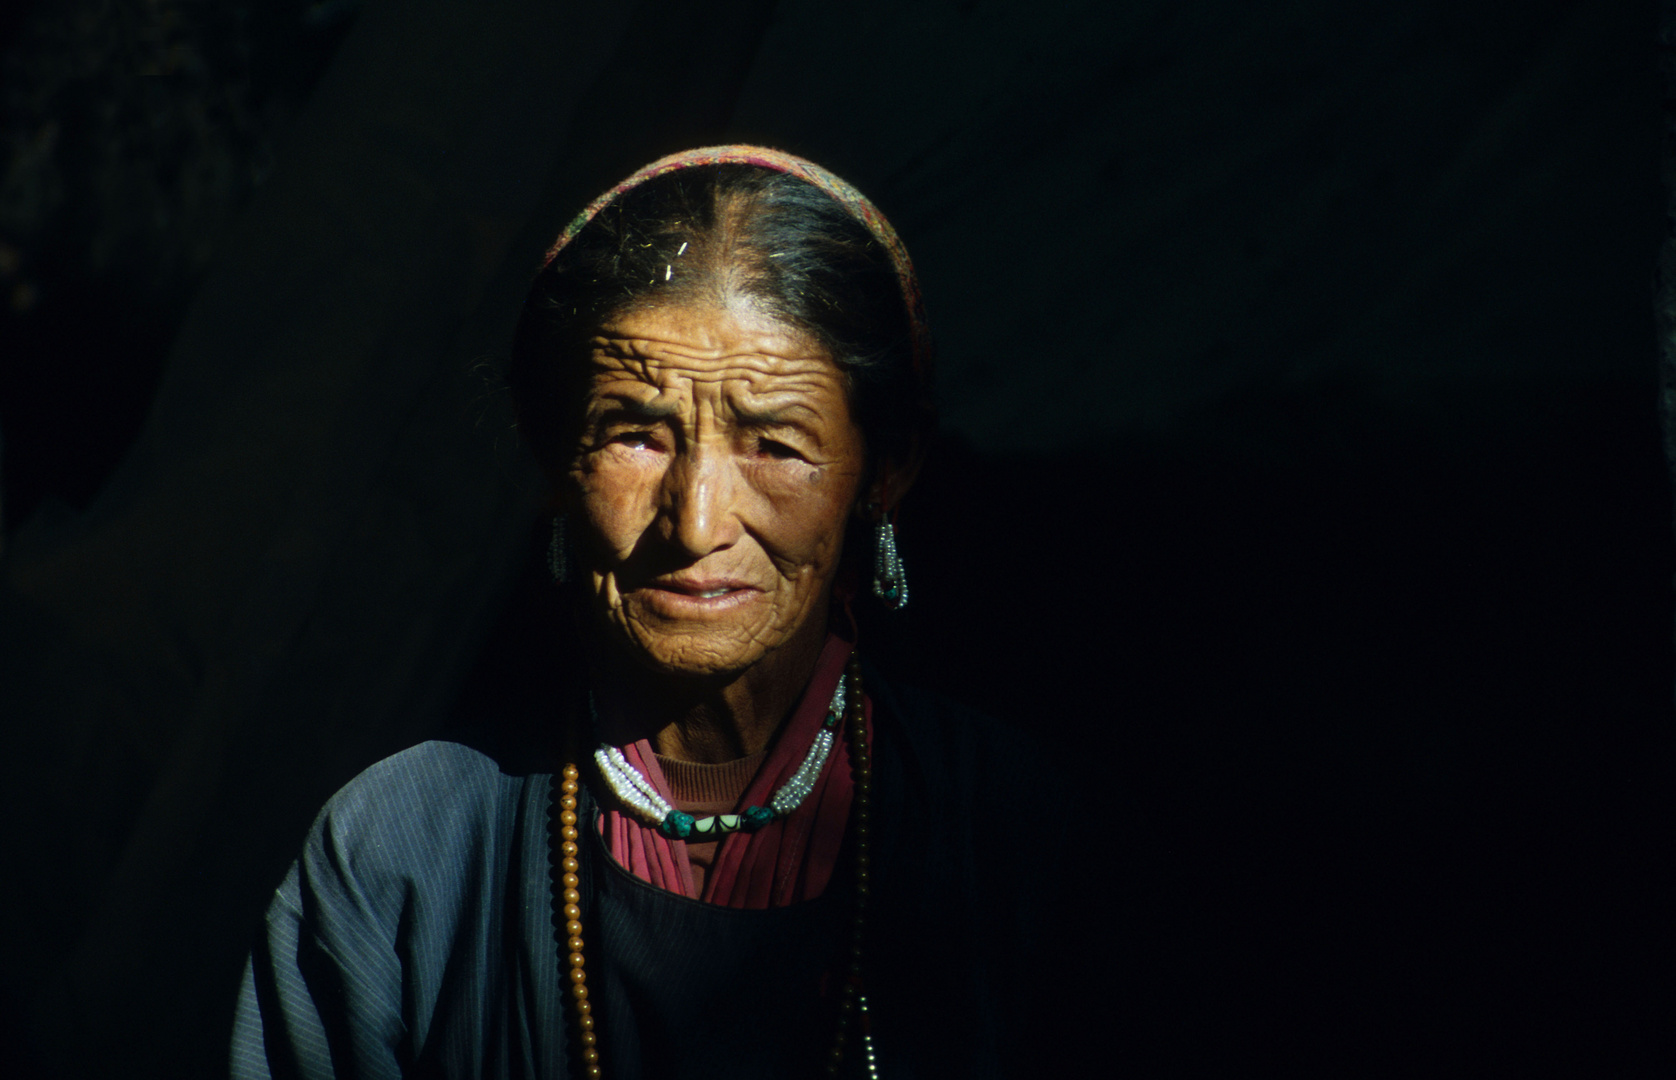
top-left (580, 454), bottom-right (660, 555)
top-left (760, 492), bottom-right (853, 569)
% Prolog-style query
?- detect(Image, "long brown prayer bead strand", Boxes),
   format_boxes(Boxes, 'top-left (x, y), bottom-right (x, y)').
top-left (558, 762), bottom-right (602, 1079)
top-left (826, 652), bottom-right (875, 1078)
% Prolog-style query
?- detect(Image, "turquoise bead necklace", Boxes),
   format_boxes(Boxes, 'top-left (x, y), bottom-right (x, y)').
top-left (591, 674), bottom-right (849, 840)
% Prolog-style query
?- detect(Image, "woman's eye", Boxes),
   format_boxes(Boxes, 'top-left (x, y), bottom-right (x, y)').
top-left (609, 430), bottom-right (658, 450)
top-left (756, 438), bottom-right (803, 460)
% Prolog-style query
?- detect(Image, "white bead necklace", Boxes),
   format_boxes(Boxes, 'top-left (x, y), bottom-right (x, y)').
top-left (592, 674), bottom-right (848, 840)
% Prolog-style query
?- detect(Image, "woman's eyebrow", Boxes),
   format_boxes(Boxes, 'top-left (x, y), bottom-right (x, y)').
top-left (597, 394), bottom-right (680, 421)
top-left (731, 400), bottom-right (823, 428)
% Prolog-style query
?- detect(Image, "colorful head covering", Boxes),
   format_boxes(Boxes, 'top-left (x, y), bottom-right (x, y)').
top-left (541, 145), bottom-right (932, 383)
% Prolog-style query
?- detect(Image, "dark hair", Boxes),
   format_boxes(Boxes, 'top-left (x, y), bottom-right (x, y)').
top-left (507, 164), bottom-right (932, 474)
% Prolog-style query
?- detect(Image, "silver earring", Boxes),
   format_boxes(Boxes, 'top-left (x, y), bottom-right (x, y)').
top-left (872, 519), bottom-right (907, 610)
top-left (548, 515), bottom-right (571, 584)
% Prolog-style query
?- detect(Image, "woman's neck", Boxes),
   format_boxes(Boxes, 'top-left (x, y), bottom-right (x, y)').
top-left (589, 611), bottom-right (832, 764)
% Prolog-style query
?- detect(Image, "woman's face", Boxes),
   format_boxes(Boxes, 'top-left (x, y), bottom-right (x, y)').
top-left (564, 298), bottom-right (868, 680)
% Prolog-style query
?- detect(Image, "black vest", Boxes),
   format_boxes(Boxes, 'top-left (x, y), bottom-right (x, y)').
top-left (570, 782), bottom-right (859, 1079)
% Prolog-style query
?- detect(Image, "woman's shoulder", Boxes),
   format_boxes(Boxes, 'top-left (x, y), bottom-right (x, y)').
top-left (320, 739), bottom-right (519, 819)
top-left (304, 740), bottom-right (535, 887)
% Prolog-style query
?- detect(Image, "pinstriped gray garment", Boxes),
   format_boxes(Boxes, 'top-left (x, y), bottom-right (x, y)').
top-left (232, 743), bottom-right (570, 1078)
top-left (232, 669), bottom-right (1045, 1079)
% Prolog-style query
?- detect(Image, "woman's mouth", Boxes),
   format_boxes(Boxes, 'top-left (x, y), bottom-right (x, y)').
top-left (651, 576), bottom-right (754, 596)
top-left (634, 577), bottom-right (762, 616)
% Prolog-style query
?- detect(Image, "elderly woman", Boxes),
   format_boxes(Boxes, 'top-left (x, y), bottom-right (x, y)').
top-left (231, 148), bottom-right (1047, 1079)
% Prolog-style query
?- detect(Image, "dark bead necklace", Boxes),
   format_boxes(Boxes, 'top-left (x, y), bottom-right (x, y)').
top-left (556, 651), bottom-right (876, 1079)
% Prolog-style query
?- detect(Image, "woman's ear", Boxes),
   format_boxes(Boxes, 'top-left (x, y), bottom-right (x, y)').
top-left (514, 392), bottom-right (582, 516)
top-left (539, 447), bottom-right (580, 517)
top-left (860, 433), bottom-right (926, 520)
top-left (542, 473), bottom-right (570, 517)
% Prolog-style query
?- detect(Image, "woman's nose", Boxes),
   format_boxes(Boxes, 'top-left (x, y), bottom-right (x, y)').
top-left (662, 447), bottom-right (741, 558)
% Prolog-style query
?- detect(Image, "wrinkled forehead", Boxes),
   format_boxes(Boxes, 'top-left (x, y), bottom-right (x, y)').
top-left (585, 301), bottom-right (843, 401)
top-left (582, 356), bottom-right (851, 428)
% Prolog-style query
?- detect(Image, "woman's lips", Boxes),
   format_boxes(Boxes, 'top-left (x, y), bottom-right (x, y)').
top-left (635, 578), bottom-right (762, 616)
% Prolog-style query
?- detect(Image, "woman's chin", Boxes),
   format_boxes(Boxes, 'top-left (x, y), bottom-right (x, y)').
top-left (621, 636), bottom-right (766, 681)
top-left (605, 600), bottom-right (778, 679)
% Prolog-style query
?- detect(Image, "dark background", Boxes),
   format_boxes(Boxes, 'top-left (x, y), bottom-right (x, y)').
top-left (1, 0), bottom-right (1671, 1075)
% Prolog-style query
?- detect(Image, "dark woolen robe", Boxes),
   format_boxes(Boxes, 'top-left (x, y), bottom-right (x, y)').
top-left (231, 663), bottom-right (1052, 1079)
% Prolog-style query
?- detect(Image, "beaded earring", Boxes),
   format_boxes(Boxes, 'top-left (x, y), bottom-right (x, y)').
top-left (871, 519), bottom-right (907, 610)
